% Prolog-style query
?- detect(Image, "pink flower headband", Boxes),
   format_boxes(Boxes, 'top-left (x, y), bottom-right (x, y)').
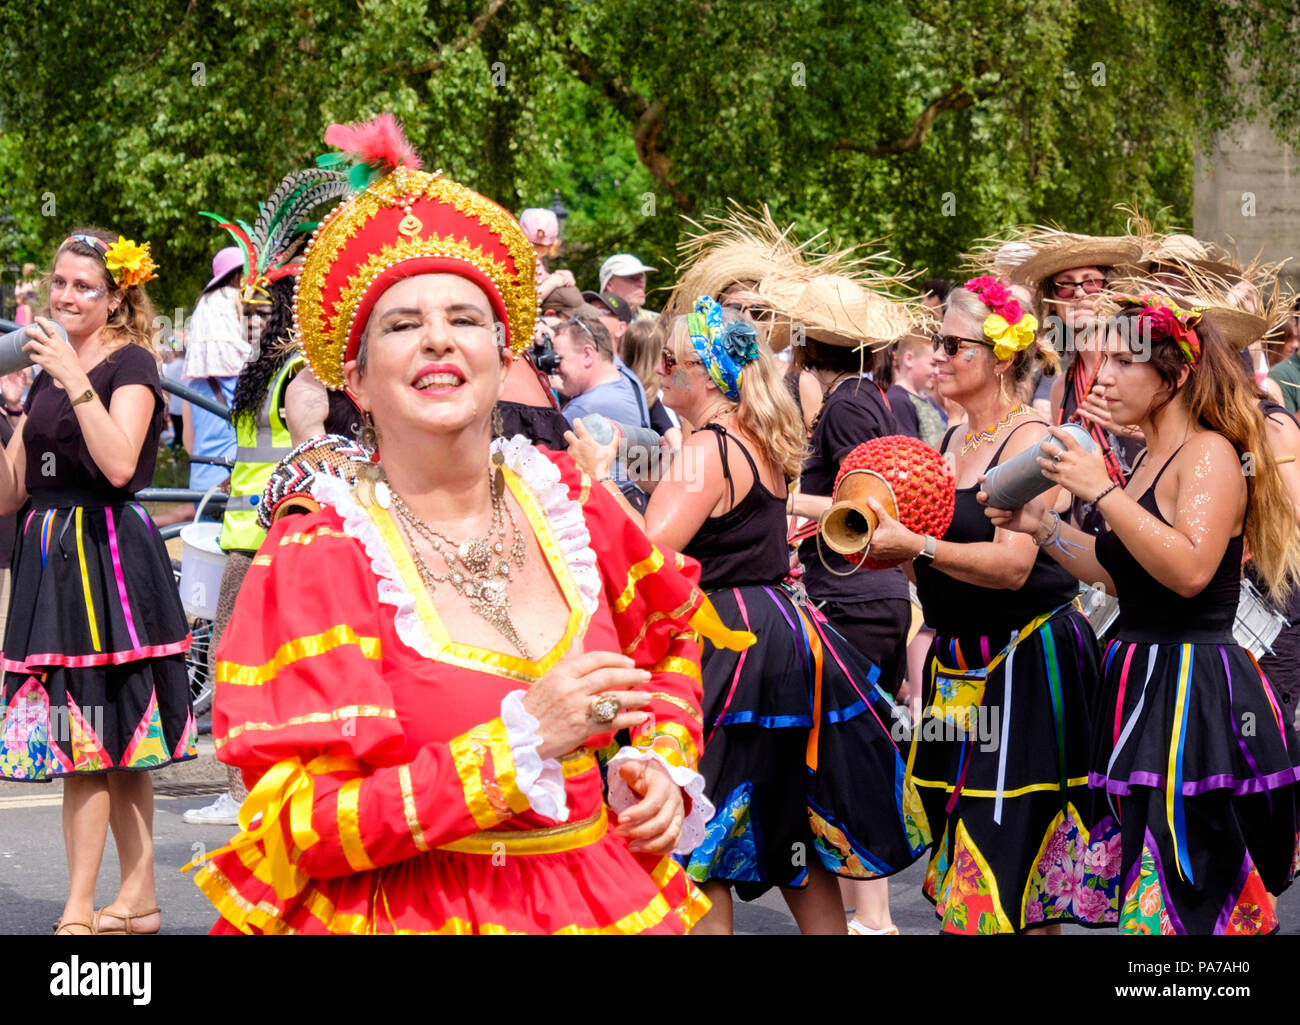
top-left (964, 275), bottom-right (1038, 360)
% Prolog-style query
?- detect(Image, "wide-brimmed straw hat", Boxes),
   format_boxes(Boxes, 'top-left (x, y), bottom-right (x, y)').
top-left (1007, 231), bottom-right (1144, 289)
top-left (764, 274), bottom-right (916, 349)
top-left (1102, 262), bottom-right (1292, 352)
top-left (1138, 233), bottom-right (1244, 281)
top-left (663, 204), bottom-right (834, 318)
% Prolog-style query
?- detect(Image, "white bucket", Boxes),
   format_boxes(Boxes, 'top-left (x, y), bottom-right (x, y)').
top-left (179, 522), bottom-right (227, 620)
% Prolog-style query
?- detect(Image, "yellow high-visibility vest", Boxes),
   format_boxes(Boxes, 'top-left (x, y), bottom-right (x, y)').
top-left (219, 354), bottom-right (305, 553)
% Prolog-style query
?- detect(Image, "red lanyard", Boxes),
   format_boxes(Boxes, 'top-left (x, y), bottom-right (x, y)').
top-left (1061, 359), bottom-right (1125, 486)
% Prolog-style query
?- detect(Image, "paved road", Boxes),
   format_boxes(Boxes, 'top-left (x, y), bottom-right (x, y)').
top-left (1, 740), bottom-right (1295, 935)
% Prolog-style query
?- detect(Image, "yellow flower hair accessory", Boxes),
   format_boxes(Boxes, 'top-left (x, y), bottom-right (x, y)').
top-left (983, 311), bottom-right (1039, 361)
top-left (104, 236), bottom-right (159, 289)
top-left (964, 276), bottom-right (1038, 360)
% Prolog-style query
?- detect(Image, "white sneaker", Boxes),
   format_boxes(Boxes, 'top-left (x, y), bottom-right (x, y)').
top-left (182, 791), bottom-right (241, 825)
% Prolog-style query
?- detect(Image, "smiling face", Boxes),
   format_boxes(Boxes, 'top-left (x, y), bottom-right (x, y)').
top-left (49, 251), bottom-right (119, 338)
top-left (933, 304), bottom-right (997, 405)
top-left (343, 273), bottom-right (505, 445)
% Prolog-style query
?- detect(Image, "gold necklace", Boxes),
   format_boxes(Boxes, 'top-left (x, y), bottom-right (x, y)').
top-left (390, 471), bottom-right (531, 659)
top-left (961, 404), bottom-right (1032, 455)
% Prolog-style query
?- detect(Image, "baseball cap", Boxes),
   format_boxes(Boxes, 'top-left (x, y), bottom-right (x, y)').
top-left (599, 253), bottom-right (656, 292)
top-left (581, 289), bottom-right (634, 324)
top-left (519, 208), bottom-right (559, 246)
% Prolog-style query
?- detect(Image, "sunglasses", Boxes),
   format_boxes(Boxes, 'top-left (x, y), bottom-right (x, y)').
top-left (722, 301), bottom-right (774, 323)
top-left (661, 347), bottom-right (703, 371)
top-left (1049, 276), bottom-right (1107, 300)
top-left (931, 334), bottom-right (989, 357)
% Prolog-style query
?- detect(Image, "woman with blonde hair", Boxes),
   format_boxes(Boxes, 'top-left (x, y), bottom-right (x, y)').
top-left (620, 318), bottom-right (682, 451)
top-left (989, 294), bottom-right (1300, 933)
top-left (0, 228), bottom-right (195, 934)
top-left (635, 298), bottom-right (921, 934)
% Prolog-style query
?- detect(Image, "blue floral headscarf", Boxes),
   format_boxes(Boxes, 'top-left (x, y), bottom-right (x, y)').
top-left (686, 296), bottom-right (761, 400)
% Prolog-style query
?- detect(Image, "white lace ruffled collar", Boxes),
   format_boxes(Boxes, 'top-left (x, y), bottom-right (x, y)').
top-left (312, 436), bottom-right (600, 661)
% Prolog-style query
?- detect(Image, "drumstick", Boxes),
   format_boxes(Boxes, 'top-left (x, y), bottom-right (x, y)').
top-left (1277, 456), bottom-right (1296, 465)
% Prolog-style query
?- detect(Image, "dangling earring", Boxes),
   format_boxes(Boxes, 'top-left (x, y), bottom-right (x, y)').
top-left (354, 411), bottom-right (389, 507)
top-left (490, 404), bottom-right (506, 495)
top-left (358, 411), bottom-right (378, 452)
top-left (998, 373), bottom-right (1008, 401)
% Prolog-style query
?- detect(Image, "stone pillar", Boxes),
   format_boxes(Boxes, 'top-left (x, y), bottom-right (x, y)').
top-left (1195, 120), bottom-right (1300, 293)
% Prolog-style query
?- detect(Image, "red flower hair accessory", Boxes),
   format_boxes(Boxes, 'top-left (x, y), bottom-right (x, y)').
top-left (963, 275), bottom-right (1038, 360)
top-left (1114, 294), bottom-right (1203, 368)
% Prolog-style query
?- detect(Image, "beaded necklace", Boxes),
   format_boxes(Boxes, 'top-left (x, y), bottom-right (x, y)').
top-left (961, 404), bottom-right (1032, 455)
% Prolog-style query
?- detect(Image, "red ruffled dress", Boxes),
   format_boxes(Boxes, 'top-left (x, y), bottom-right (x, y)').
top-left (190, 438), bottom-right (729, 934)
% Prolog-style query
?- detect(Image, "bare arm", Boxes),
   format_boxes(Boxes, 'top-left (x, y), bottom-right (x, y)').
top-left (1040, 427), bottom-right (1242, 599)
top-left (797, 370), bottom-right (822, 434)
top-left (643, 431), bottom-right (725, 553)
top-left (285, 367), bottom-right (331, 446)
top-left (1265, 412), bottom-right (1300, 527)
top-left (181, 401), bottom-right (195, 454)
top-left (865, 420), bottom-right (1065, 590)
top-left (0, 420), bottom-right (28, 515)
top-left (73, 384), bottom-right (156, 490)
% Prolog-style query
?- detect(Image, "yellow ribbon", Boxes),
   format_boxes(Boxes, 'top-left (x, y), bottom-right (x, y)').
top-left (182, 754), bottom-right (360, 900)
top-left (689, 593), bottom-right (756, 652)
top-left (984, 312), bottom-right (1039, 362)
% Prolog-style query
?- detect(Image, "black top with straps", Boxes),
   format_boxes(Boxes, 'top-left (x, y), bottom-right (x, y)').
top-left (1095, 444), bottom-right (1243, 644)
top-left (913, 420), bottom-right (1079, 639)
top-left (681, 424), bottom-right (791, 591)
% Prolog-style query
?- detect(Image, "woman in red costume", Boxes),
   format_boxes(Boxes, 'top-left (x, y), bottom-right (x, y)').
top-left (187, 117), bottom-right (740, 934)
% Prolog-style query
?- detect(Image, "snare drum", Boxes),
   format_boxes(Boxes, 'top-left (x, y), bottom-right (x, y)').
top-left (1233, 578), bottom-right (1290, 659)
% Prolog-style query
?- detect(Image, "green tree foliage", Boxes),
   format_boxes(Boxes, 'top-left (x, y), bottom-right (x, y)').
top-left (0, 0), bottom-right (1283, 315)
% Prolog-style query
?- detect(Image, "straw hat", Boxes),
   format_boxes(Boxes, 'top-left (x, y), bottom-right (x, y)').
top-left (765, 274), bottom-right (916, 349)
top-left (1006, 230), bottom-right (1144, 289)
top-left (1101, 262), bottom-right (1293, 352)
top-left (663, 204), bottom-right (832, 317)
top-left (1139, 233), bottom-right (1244, 281)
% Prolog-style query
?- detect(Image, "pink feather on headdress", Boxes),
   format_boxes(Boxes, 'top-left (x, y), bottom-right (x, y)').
top-left (323, 113), bottom-right (423, 172)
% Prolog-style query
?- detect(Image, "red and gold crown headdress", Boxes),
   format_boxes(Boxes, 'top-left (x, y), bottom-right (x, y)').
top-left (294, 114), bottom-right (538, 389)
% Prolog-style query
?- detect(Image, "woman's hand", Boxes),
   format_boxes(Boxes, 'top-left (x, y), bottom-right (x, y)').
top-left (521, 649), bottom-right (652, 761)
top-left (1038, 426), bottom-right (1112, 503)
top-left (1077, 384), bottom-right (1142, 440)
top-left (0, 370), bottom-right (27, 412)
top-left (861, 497), bottom-right (922, 561)
top-left (614, 759), bottom-right (684, 854)
top-left (981, 486), bottom-right (1048, 536)
top-left (24, 317), bottom-right (90, 396)
top-left (563, 418), bottom-right (619, 482)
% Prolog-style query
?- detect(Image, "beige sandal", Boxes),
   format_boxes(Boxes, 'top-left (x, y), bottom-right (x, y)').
top-left (53, 919), bottom-right (94, 936)
top-left (92, 907), bottom-right (161, 935)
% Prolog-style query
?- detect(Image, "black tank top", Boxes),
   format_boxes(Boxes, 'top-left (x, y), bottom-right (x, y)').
top-left (682, 424), bottom-right (791, 590)
top-left (913, 421), bottom-right (1079, 638)
top-left (1095, 445), bottom-right (1243, 644)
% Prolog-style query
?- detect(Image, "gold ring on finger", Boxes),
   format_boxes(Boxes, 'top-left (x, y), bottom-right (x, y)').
top-left (588, 694), bottom-right (621, 725)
